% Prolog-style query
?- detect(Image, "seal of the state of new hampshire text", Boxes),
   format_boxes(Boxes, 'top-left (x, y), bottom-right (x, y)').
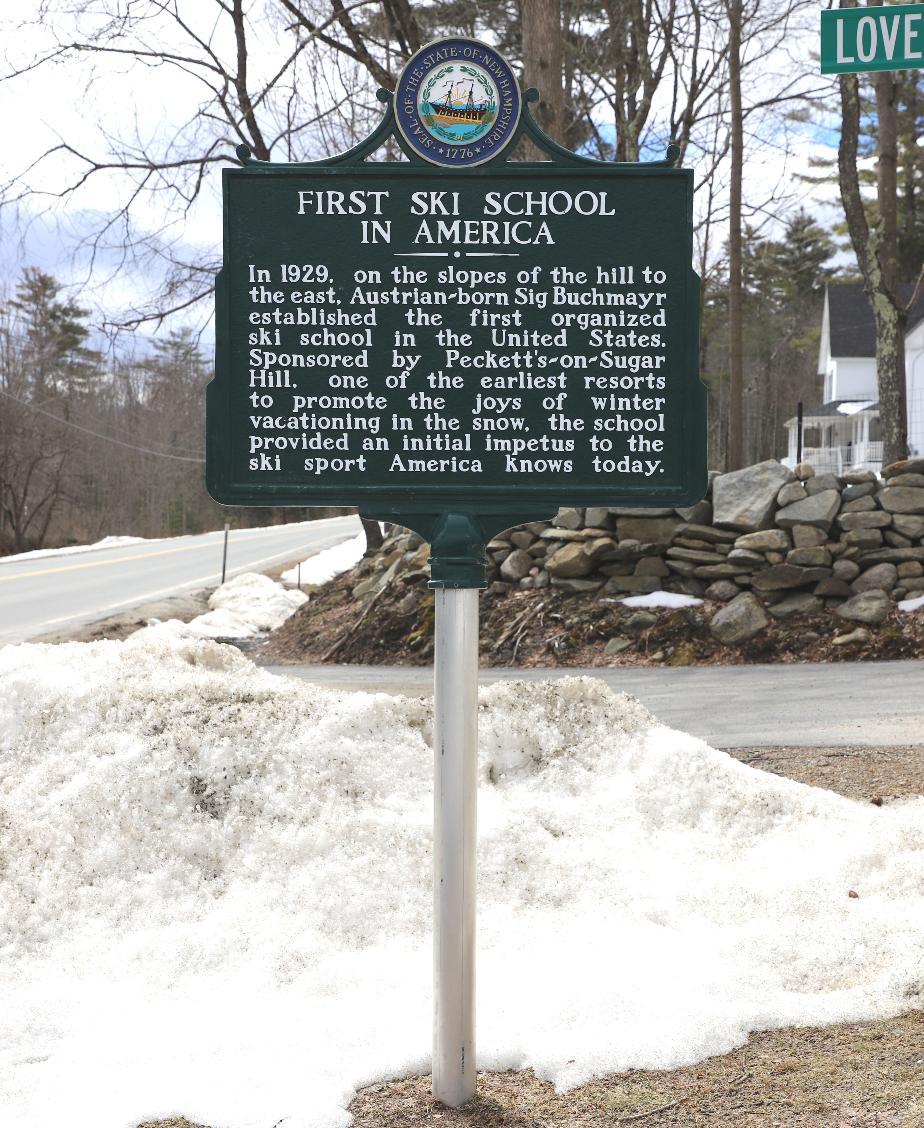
top-left (394, 38), bottom-right (522, 168)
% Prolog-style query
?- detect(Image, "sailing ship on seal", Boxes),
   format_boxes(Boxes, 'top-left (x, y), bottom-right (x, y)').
top-left (428, 79), bottom-right (491, 124)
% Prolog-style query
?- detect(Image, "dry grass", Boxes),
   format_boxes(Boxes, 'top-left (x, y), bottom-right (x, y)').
top-left (729, 745), bottom-right (924, 805)
top-left (138, 1120), bottom-right (211, 1128)
top-left (135, 1011), bottom-right (924, 1128)
top-left (349, 1011), bottom-right (924, 1127)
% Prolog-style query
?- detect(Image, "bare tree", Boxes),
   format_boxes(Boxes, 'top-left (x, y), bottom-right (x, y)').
top-left (604, 0), bottom-right (676, 160)
top-left (519, 0), bottom-right (565, 140)
top-left (1, 0), bottom-right (834, 487)
top-left (726, 0), bottom-right (744, 470)
top-left (706, 0), bottom-right (825, 468)
top-left (275, 0), bottom-right (421, 89)
top-left (1, 1), bottom-right (378, 328)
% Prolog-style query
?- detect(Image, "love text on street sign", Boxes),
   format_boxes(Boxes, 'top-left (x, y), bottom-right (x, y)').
top-left (821, 4), bottom-right (924, 74)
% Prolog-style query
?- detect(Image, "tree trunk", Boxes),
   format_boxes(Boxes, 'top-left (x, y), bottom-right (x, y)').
top-left (726, 0), bottom-right (744, 470)
top-left (875, 72), bottom-right (898, 292)
top-left (838, 52), bottom-right (909, 468)
top-left (874, 73), bottom-right (907, 466)
top-left (361, 515), bottom-right (384, 555)
top-left (519, 0), bottom-right (565, 143)
top-left (874, 298), bottom-right (909, 466)
top-left (607, 0), bottom-right (635, 161)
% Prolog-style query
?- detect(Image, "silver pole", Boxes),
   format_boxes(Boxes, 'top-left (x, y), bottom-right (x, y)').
top-left (432, 586), bottom-right (478, 1107)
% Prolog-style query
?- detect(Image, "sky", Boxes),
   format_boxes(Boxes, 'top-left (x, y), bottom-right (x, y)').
top-left (0, 2), bottom-right (848, 344)
top-left (0, 4), bottom-right (230, 343)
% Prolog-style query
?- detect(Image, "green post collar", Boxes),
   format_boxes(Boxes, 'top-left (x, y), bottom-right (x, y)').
top-left (359, 508), bottom-right (556, 589)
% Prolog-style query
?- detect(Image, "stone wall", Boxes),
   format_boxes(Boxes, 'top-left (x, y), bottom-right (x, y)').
top-left (481, 457), bottom-right (924, 639)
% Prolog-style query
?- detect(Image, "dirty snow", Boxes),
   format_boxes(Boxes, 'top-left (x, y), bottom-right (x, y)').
top-left (0, 535), bottom-right (147, 565)
top-left (1, 633), bottom-right (923, 1128)
top-left (153, 572), bottom-right (307, 638)
top-left (620, 591), bottom-right (704, 609)
top-left (280, 532), bottom-right (366, 587)
top-left (898, 593), bottom-right (924, 613)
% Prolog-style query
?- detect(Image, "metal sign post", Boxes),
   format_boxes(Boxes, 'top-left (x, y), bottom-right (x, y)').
top-left (797, 401), bottom-right (804, 466)
top-left (432, 585), bottom-right (478, 1105)
top-left (221, 520), bottom-right (230, 584)
top-left (206, 34), bottom-right (707, 1108)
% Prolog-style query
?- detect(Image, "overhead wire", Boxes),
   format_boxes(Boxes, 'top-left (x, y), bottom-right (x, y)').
top-left (0, 385), bottom-right (204, 460)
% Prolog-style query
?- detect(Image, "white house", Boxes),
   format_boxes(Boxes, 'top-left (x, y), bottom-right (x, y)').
top-left (782, 283), bottom-right (924, 473)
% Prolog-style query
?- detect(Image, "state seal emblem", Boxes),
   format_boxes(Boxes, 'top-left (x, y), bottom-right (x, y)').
top-left (394, 38), bottom-right (522, 168)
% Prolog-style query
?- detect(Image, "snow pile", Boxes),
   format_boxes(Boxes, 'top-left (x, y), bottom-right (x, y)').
top-left (620, 591), bottom-right (703, 609)
top-left (154, 572), bottom-right (307, 638)
top-left (0, 535), bottom-right (147, 565)
top-left (280, 532), bottom-right (366, 587)
top-left (898, 593), bottom-right (924, 613)
top-left (1, 634), bottom-right (924, 1128)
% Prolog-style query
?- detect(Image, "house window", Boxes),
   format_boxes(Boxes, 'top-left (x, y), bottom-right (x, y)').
top-left (804, 426), bottom-right (823, 446)
top-left (868, 415), bottom-right (882, 442)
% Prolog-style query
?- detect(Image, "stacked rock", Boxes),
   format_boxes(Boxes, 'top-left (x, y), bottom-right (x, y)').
top-left (350, 527), bottom-right (429, 607)
top-left (344, 458), bottom-right (924, 643)
top-left (486, 505), bottom-right (684, 597)
top-left (478, 457), bottom-right (924, 630)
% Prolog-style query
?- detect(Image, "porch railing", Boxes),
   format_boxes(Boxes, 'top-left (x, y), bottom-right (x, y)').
top-left (783, 443), bottom-right (883, 476)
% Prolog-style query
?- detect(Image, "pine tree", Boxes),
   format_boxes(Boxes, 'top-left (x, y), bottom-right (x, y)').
top-left (0, 269), bottom-right (102, 551)
top-left (702, 210), bottom-right (837, 465)
top-left (772, 210), bottom-right (838, 304)
top-left (9, 268), bottom-right (100, 400)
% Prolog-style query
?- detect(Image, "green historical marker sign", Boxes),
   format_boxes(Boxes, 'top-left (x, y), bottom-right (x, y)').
top-left (821, 4), bottom-right (924, 74)
top-left (206, 39), bottom-right (708, 1110)
top-left (207, 47), bottom-right (706, 585)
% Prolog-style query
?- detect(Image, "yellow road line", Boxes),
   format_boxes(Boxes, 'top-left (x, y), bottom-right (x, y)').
top-left (0, 534), bottom-right (354, 645)
top-left (26, 539), bottom-right (336, 634)
top-left (0, 540), bottom-right (219, 582)
top-left (0, 516), bottom-right (358, 586)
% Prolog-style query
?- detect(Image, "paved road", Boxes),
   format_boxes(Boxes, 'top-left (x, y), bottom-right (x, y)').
top-left (0, 516), bottom-right (360, 646)
top-left (264, 659), bottom-right (924, 748)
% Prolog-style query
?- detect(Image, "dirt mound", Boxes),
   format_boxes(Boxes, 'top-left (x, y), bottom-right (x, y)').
top-left (258, 540), bottom-right (924, 668)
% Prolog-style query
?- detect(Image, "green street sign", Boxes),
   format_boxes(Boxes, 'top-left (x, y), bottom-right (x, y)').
top-left (821, 4), bottom-right (924, 74)
top-left (207, 81), bottom-right (707, 585)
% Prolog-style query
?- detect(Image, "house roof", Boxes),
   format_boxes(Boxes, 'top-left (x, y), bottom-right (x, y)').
top-left (828, 282), bottom-right (924, 357)
top-left (784, 399), bottom-right (879, 427)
